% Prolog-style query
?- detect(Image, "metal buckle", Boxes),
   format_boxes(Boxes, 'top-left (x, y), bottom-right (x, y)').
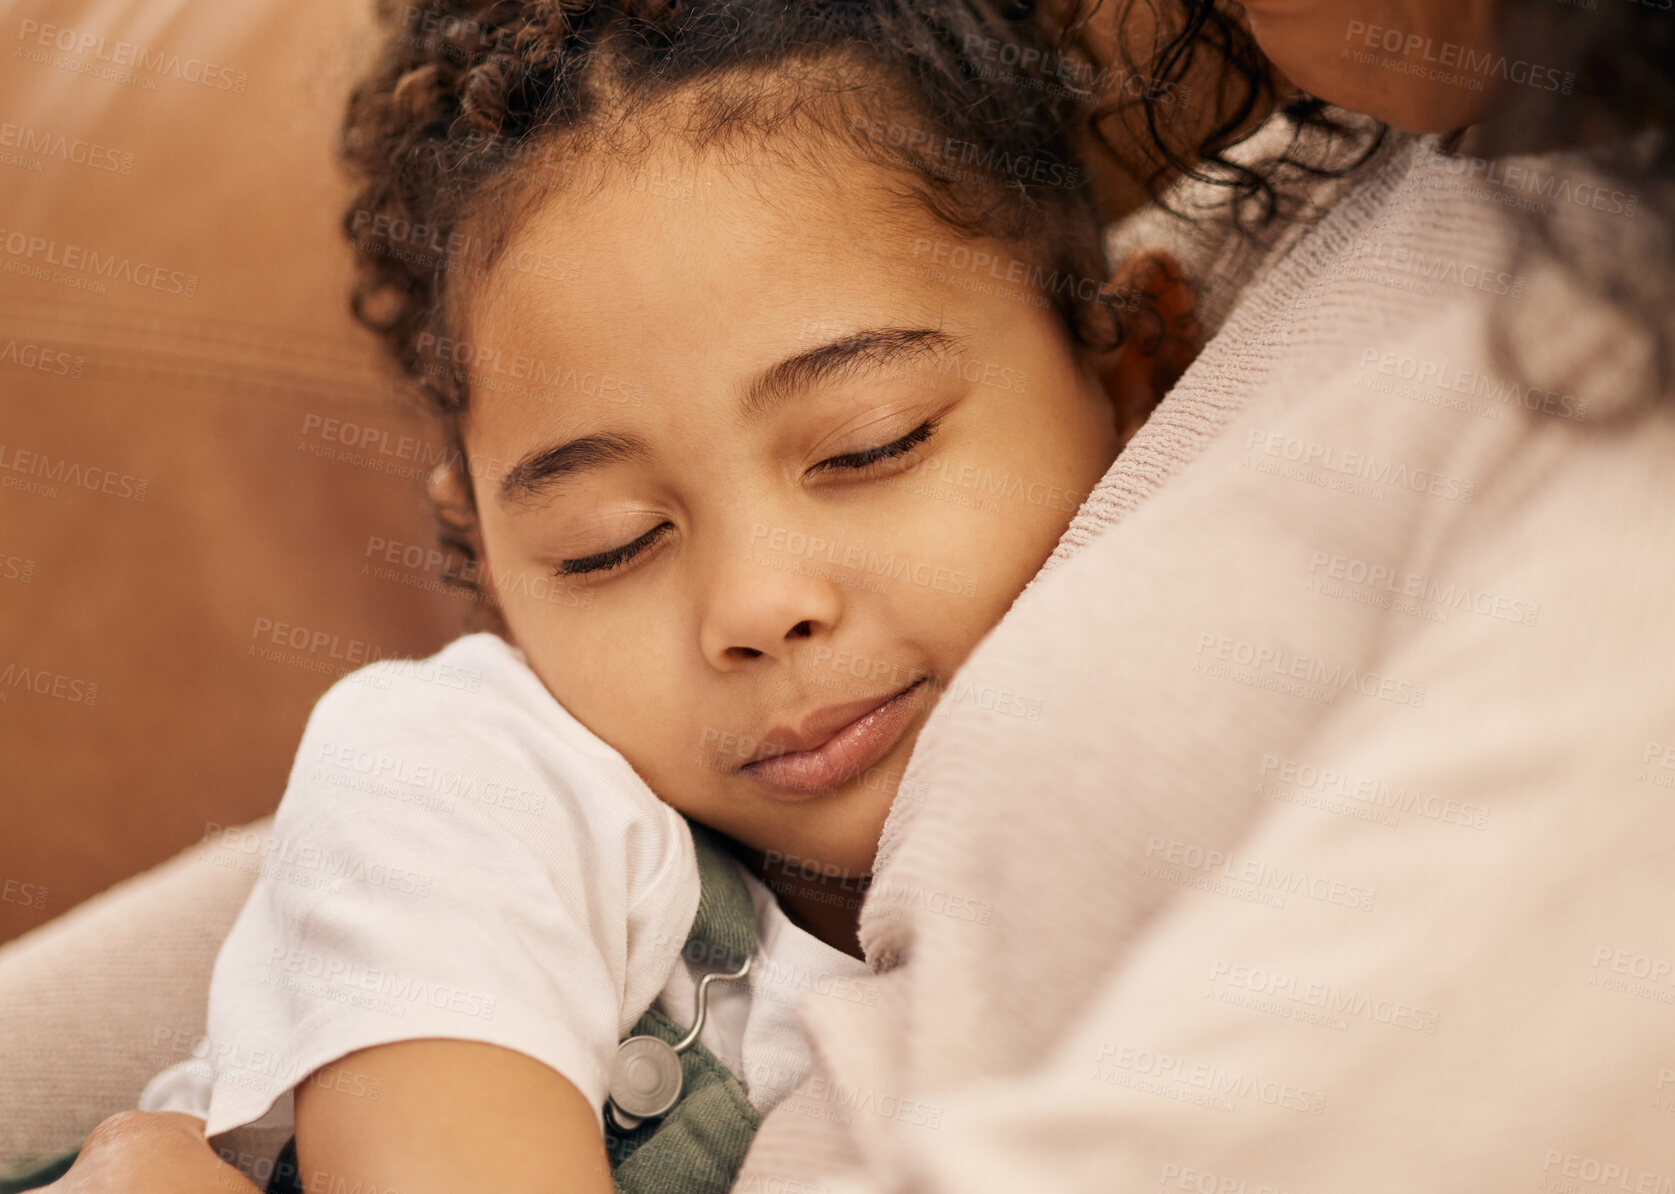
top-left (605, 954), bottom-right (751, 1129)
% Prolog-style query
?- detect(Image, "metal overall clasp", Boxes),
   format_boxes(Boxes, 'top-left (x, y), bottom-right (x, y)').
top-left (604, 954), bottom-right (752, 1131)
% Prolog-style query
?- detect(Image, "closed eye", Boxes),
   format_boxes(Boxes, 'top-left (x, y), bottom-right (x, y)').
top-left (809, 418), bottom-right (940, 474)
top-left (552, 521), bottom-right (672, 577)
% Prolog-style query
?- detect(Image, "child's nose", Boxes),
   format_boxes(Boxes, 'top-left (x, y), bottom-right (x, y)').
top-left (695, 533), bottom-right (846, 669)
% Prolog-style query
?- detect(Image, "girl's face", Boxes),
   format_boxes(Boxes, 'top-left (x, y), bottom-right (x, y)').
top-left (455, 137), bottom-right (1124, 876)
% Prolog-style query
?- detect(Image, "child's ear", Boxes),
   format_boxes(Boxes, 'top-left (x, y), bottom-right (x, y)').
top-left (428, 460), bottom-right (476, 525)
top-left (428, 458), bottom-right (513, 638)
top-left (1090, 249), bottom-right (1201, 446)
top-left (427, 460), bottom-right (486, 570)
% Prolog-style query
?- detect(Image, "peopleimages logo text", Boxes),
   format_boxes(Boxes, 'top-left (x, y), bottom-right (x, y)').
top-left (16, 20), bottom-right (248, 91)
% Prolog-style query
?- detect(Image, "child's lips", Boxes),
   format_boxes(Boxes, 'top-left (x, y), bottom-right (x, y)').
top-left (738, 678), bottom-right (928, 799)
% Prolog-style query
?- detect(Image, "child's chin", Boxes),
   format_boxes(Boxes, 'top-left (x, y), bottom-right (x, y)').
top-left (826, 773), bottom-right (908, 869)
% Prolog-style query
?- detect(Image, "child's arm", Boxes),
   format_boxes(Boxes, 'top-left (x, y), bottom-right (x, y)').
top-left (184, 636), bottom-right (697, 1186)
top-left (293, 1039), bottom-right (613, 1194)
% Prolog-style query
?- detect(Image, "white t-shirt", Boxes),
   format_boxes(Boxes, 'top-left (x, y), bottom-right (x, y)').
top-left (137, 632), bottom-right (870, 1140)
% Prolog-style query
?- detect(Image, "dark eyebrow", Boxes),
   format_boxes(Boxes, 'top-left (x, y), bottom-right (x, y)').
top-left (497, 431), bottom-right (650, 508)
top-left (740, 327), bottom-right (964, 421)
top-left (498, 327), bottom-right (963, 509)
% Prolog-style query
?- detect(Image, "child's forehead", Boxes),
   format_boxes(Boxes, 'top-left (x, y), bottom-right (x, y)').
top-left (468, 137), bottom-right (952, 334)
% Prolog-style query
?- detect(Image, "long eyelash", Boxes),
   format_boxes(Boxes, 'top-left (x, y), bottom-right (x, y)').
top-left (553, 522), bottom-right (671, 577)
top-left (813, 417), bottom-right (941, 474)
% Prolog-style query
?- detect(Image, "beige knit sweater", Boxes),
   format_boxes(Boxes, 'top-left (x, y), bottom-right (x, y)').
top-left (734, 124), bottom-right (1675, 1193)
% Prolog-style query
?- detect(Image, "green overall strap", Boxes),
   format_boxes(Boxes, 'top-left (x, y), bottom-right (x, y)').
top-left (605, 820), bottom-right (762, 1194)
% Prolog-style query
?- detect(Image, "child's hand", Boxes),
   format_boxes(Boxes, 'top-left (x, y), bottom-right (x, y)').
top-left (43, 1111), bottom-right (261, 1194)
top-left (1105, 249), bottom-right (1202, 445)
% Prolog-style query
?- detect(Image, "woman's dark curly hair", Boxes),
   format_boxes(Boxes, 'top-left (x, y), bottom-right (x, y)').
top-left (1050, 0), bottom-right (1385, 228)
top-left (1060, 0), bottom-right (1675, 404)
top-left (1474, 0), bottom-right (1675, 403)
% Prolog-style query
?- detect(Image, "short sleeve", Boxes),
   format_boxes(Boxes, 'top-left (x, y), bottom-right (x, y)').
top-left (192, 633), bottom-right (700, 1137)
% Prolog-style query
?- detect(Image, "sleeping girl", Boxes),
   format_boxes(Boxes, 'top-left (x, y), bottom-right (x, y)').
top-left (130, 1), bottom-right (1198, 1191)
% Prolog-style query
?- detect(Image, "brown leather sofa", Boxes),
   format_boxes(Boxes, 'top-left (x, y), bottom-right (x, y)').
top-left (0, 0), bottom-right (464, 947)
top-left (0, 0), bottom-right (467, 1166)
